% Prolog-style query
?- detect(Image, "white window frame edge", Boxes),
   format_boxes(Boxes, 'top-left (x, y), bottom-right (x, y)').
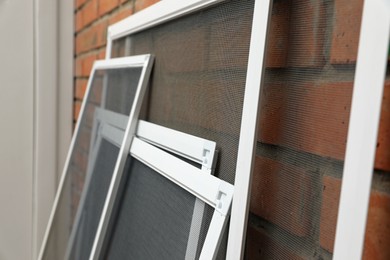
top-left (88, 53), bottom-right (154, 259)
top-left (129, 137), bottom-right (234, 260)
top-left (136, 120), bottom-right (218, 259)
top-left (66, 107), bottom-right (219, 259)
top-left (38, 54), bottom-right (153, 260)
top-left (105, 0), bottom-right (225, 58)
top-left (137, 120), bottom-right (217, 171)
top-left (65, 113), bottom-right (126, 259)
top-left (89, 119), bottom-right (219, 258)
top-left (136, 119), bottom-right (218, 259)
top-left (92, 107), bottom-right (129, 132)
top-left (226, 0), bottom-right (273, 258)
top-left (333, 1), bottom-right (390, 259)
top-left (104, 1), bottom-right (272, 259)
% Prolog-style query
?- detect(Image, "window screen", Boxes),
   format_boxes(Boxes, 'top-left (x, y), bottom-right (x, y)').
top-left (111, 2), bottom-right (255, 257)
top-left (68, 138), bottom-right (120, 259)
top-left (42, 66), bottom-right (143, 260)
top-left (112, 0), bottom-right (254, 185)
top-left (245, 0), bottom-right (364, 259)
top-left (363, 47), bottom-right (390, 258)
top-left (101, 157), bottom-right (213, 260)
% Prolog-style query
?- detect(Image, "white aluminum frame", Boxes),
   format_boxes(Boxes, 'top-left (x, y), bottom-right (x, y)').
top-left (136, 120), bottom-right (218, 259)
top-left (38, 54), bottom-right (154, 260)
top-left (136, 120), bottom-right (217, 171)
top-left (68, 108), bottom-right (219, 259)
top-left (90, 118), bottom-right (220, 259)
top-left (104, 1), bottom-right (272, 259)
top-left (130, 137), bottom-right (233, 259)
top-left (105, 0), bottom-right (225, 58)
top-left (65, 109), bottom-right (126, 259)
top-left (333, 0), bottom-right (390, 259)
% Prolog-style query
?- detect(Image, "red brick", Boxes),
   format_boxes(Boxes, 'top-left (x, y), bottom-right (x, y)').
top-left (287, 0), bottom-right (326, 67)
top-left (319, 175), bottom-right (341, 253)
top-left (320, 177), bottom-right (390, 256)
top-left (109, 5), bottom-right (133, 25)
top-left (97, 48), bottom-right (106, 59)
top-left (375, 80), bottom-right (390, 171)
top-left (74, 100), bottom-right (82, 121)
top-left (265, 0), bottom-right (290, 68)
top-left (75, 20), bottom-right (108, 54)
top-left (75, 57), bottom-right (82, 77)
top-left (330, 0), bottom-right (364, 64)
top-left (363, 192), bottom-right (390, 260)
top-left (75, 53), bottom-right (97, 77)
top-left (83, 53), bottom-right (96, 77)
top-left (82, 0), bottom-right (98, 27)
top-left (265, 0), bottom-right (327, 68)
top-left (98, 0), bottom-right (119, 16)
top-left (75, 10), bottom-right (83, 32)
top-left (75, 0), bottom-right (87, 10)
top-left (134, 0), bottom-right (159, 12)
top-left (75, 79), bottom-right (88, 100)
top-left (246, 225), bottom-right (304, 260)
top-left (250, 156), bottom-right (313, 237)
top-left (257, 82), bottom-right (353, 160)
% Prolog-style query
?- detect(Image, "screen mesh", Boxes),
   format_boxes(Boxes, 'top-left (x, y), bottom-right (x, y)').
top-left (245, 0), bottom-right (363, 259)
top-left (68, 139), bottom-right (119, 259)
top-left (112, 0), bottom-right (254, 185)
top-left (111, 1), bottom-right (254, 258)
top-left (363, 50), bottom-right (390, 258)
top-left (42, 67), bottom-right (142, 259)
top-left (102, 157), bottom-right (213, 260)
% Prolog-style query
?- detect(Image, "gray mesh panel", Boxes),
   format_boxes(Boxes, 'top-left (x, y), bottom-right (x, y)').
top-left (69, 139), bottom-right (119, 259)
top-left (103, 157), bottom-right (211, 260)
top-left (112, 0), bottom-right (254, 185)
top-left (42, 67), bottom-right (142, 260)
top-left (111, 1), bottom-right (254, 258)
top-left (245, 0), bottom-right (363, 259)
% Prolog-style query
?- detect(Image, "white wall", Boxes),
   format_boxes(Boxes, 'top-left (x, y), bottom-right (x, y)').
top-left (0, 0), bottom-right (34, 259)
top-left (0, 0), bottom-right (73, 259)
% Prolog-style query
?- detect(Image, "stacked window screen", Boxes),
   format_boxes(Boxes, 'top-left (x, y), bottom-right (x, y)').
top-left (40, 56), bottom-right (152, 260)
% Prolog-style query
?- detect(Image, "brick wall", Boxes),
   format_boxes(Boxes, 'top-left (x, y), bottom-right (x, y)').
top-left (248, 0), bottom-right (390, 259)
top-left (73, 0), bottom-right (390, 259)
top-left (74, 0), bottom-right (159, 123)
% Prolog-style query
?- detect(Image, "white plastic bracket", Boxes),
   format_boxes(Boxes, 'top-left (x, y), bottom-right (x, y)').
top-left (214, 182), bottom-right (234, 216)
top-left (202, 141), bottom-right (217, 170)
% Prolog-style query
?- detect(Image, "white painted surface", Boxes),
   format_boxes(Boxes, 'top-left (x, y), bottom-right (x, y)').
top-left (0, 0), bottom-right (73, 259)
top-left (0, 0), bottom-right (34, 259)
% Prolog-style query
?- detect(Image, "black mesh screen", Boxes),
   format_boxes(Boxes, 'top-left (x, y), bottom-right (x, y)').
top-left (112, 0), bottom-right (254, 185)
top-left (102, 157), bottom-right (212, 260)
top-left (111, 1), bottom-right (254, 258)
top-left (110, 0), bottom-right (367, 258)
top-left (104, 68), bottom-right (142, 114)
top-left (42, 67), bottom-right (142, 260)
top-left (68, 139), bottom-right (119, 259)
top-left (246, 0), bottom-right (363, 259)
